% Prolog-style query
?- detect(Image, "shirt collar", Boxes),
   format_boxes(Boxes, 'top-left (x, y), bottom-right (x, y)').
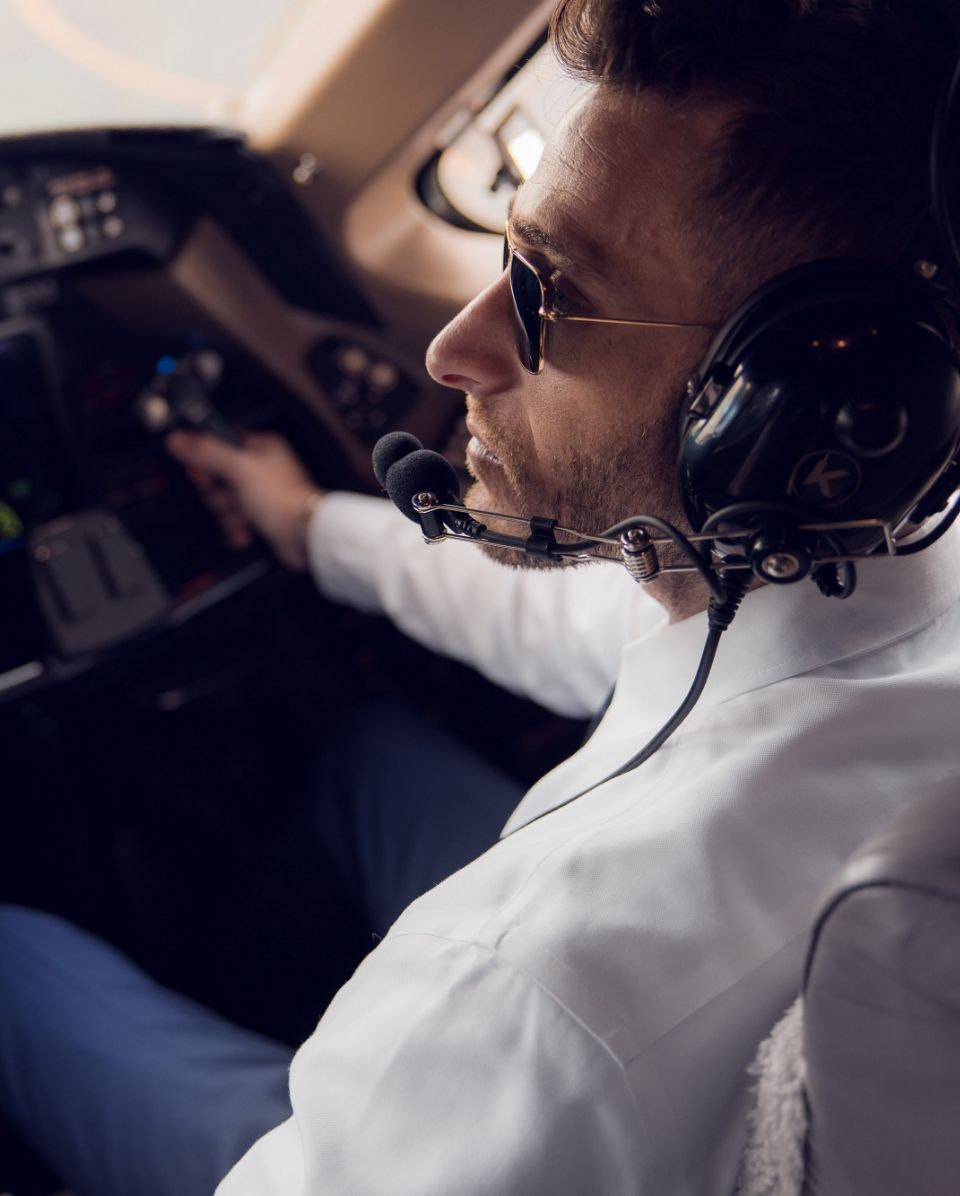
top-left (503, 520), bottom-right (960, 835)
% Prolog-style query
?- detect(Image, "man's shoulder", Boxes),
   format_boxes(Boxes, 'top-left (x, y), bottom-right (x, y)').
top-left (389, 638), bottom-right (960, 1036)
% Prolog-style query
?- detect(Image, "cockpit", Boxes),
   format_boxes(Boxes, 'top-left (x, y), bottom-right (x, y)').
top-left (5, 3), bottom-right (960, 1194)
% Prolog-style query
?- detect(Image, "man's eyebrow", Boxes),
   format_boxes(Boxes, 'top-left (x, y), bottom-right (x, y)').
top-left (505, 194), bottom-right (609, 279)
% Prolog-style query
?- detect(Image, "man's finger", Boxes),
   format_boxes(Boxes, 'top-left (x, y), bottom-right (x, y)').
top-left (203, 488), bottom-right (243, 518)
top-left (242, 430), bottom-right (277, 453)
top-left (186, 465), bottom-right (218, 492)
top-left (166, 430), bottom-right (246, 480)
top-left (223, 517), bottom-right (252, 549)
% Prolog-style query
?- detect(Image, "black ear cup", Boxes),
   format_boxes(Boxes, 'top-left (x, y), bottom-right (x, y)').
top-left (677, 258), bottom-right (960, 552)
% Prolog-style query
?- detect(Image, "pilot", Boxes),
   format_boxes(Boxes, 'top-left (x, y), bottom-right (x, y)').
top-left (4, 1), bottom-right (960, 1194)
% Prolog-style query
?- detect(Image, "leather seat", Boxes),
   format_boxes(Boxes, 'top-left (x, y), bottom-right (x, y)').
top-left (801, 786), bottom-right (960, 1195)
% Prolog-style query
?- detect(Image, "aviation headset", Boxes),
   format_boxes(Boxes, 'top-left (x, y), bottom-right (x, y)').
top-left (676, 8), bottom-right (960, 590)
top-left (677, 258), bottom-right (960, 582)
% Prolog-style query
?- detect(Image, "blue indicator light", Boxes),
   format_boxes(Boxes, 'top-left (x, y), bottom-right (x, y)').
top-left (156, 355), bottom-right (177, 376)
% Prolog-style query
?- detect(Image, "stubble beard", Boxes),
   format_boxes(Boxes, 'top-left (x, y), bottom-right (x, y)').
top-left (464, 399), bottom-right (687, 575)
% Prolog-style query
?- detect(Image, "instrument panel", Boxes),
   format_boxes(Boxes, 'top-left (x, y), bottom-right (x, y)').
top-left (0, 311), bottom-right (284, 691)
top-left (0, 158), bottom-right (178, 283)
top-left (0, 127), bottom-right (460, 702)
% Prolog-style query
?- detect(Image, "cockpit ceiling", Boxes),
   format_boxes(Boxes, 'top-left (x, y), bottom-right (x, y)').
top-left (4, 0), bottom-right (552, 186)
top-left (2, 0), bottom-right (312, 134)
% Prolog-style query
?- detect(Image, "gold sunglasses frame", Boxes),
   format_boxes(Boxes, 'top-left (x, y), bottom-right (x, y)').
top-left (504, 226), bottom-right (720, 374)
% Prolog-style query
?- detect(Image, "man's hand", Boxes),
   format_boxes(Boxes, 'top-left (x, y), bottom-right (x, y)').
top-left (166, 429), bottom-right (325, 571)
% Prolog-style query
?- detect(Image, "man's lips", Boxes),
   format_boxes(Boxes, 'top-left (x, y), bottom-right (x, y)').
top-left (465, 418), bottom-right (503, 467)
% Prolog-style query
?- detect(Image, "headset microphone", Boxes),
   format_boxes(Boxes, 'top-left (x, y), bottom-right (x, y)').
top-left (374, 433), bottom-right (586, 557)
top-left (384, 447), bottom-right (461, 529)
top-left (370, 426), bottom-right (960, 601)
top-left (371, 430), bottom-right (424, 490)
top-left (373, 431), bottom-right (485, 539)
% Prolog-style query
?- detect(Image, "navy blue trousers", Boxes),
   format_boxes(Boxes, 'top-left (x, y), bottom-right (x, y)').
top-left (0, 701), bottom-right (523, 1196)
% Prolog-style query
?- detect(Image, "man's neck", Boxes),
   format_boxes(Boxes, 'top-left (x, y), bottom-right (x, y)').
top-left (649, 571), bottom-right (760, 624)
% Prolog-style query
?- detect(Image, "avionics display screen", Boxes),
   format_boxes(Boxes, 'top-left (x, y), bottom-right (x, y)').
top-left (0, 329), bottom-right (74, 555)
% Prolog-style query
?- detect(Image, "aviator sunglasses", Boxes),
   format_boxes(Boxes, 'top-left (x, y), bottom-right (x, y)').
top-left (503, 224), bottom-right (720, 374)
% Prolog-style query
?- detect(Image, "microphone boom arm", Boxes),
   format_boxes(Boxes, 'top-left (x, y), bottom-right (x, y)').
top-left (410, 490), bottom-right (960, 594)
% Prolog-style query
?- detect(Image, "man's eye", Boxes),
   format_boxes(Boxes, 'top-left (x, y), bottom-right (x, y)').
top-left (547, 270), bottom-right (588, 316)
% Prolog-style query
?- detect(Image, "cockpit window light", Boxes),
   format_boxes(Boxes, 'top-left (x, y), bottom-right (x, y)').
top-left (421, 40), bottom-right (591, 234)
top-left (493, 107), bottom-right (547, 187)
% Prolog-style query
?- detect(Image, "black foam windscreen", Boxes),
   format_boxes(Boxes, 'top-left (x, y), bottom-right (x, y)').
top-left (372, 431), bottom-right (422, 488)
top-left (383, 448), bottom-right (462, 522)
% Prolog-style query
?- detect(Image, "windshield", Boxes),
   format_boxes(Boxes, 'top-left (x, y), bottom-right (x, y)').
top-left (0, 0), bottom-right (312, 135)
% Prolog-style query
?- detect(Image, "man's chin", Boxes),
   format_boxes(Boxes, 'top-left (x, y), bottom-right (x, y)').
top-left (476, 540), bottom-right (573, 570)
top-left (464, 479), bottom-right (572, 572)
top-left (464, 478), bottom-right (526, 540)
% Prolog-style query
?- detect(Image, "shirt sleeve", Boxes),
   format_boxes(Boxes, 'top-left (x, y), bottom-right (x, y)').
top-left (305, 492), bottom-right (665, 718)
top-left (215, 934), bottom-right (645, 1196)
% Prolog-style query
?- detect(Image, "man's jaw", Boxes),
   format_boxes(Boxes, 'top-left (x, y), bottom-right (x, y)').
top-left (462, 478), bottom-right (568, 571)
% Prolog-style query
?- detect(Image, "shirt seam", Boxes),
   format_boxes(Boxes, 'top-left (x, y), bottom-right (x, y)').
top-left (380, 930), bottom-right (646, 1120)
top-left (384, 926), bottom-right (808, 1072)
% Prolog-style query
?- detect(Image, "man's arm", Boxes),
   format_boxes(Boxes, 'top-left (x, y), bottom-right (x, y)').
top-left (215, 934), bottom-right (645, 1196)
top-left (307, 489), bottom-right (661, 717)
top-left (166, 430), bottom-right (663, 718)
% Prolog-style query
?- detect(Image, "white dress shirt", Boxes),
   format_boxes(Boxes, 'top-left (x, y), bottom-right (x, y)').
top-left (217, 494), bottom-right (960, 1196)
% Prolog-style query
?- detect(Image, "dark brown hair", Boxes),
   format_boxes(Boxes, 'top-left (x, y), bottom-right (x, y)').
top-left (551, 0), bottom-right (960, 297)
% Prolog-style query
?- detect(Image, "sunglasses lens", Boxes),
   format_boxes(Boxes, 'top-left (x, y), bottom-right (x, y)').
top-left (506, 246), bottom-right (544, 373)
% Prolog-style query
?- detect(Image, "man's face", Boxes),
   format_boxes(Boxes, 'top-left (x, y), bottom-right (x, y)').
top-left (425, 88), bottom-right (732, 597)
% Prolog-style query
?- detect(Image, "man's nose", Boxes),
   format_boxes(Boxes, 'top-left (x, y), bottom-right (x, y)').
top-left (425, 272), bottom-right (520, 396)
